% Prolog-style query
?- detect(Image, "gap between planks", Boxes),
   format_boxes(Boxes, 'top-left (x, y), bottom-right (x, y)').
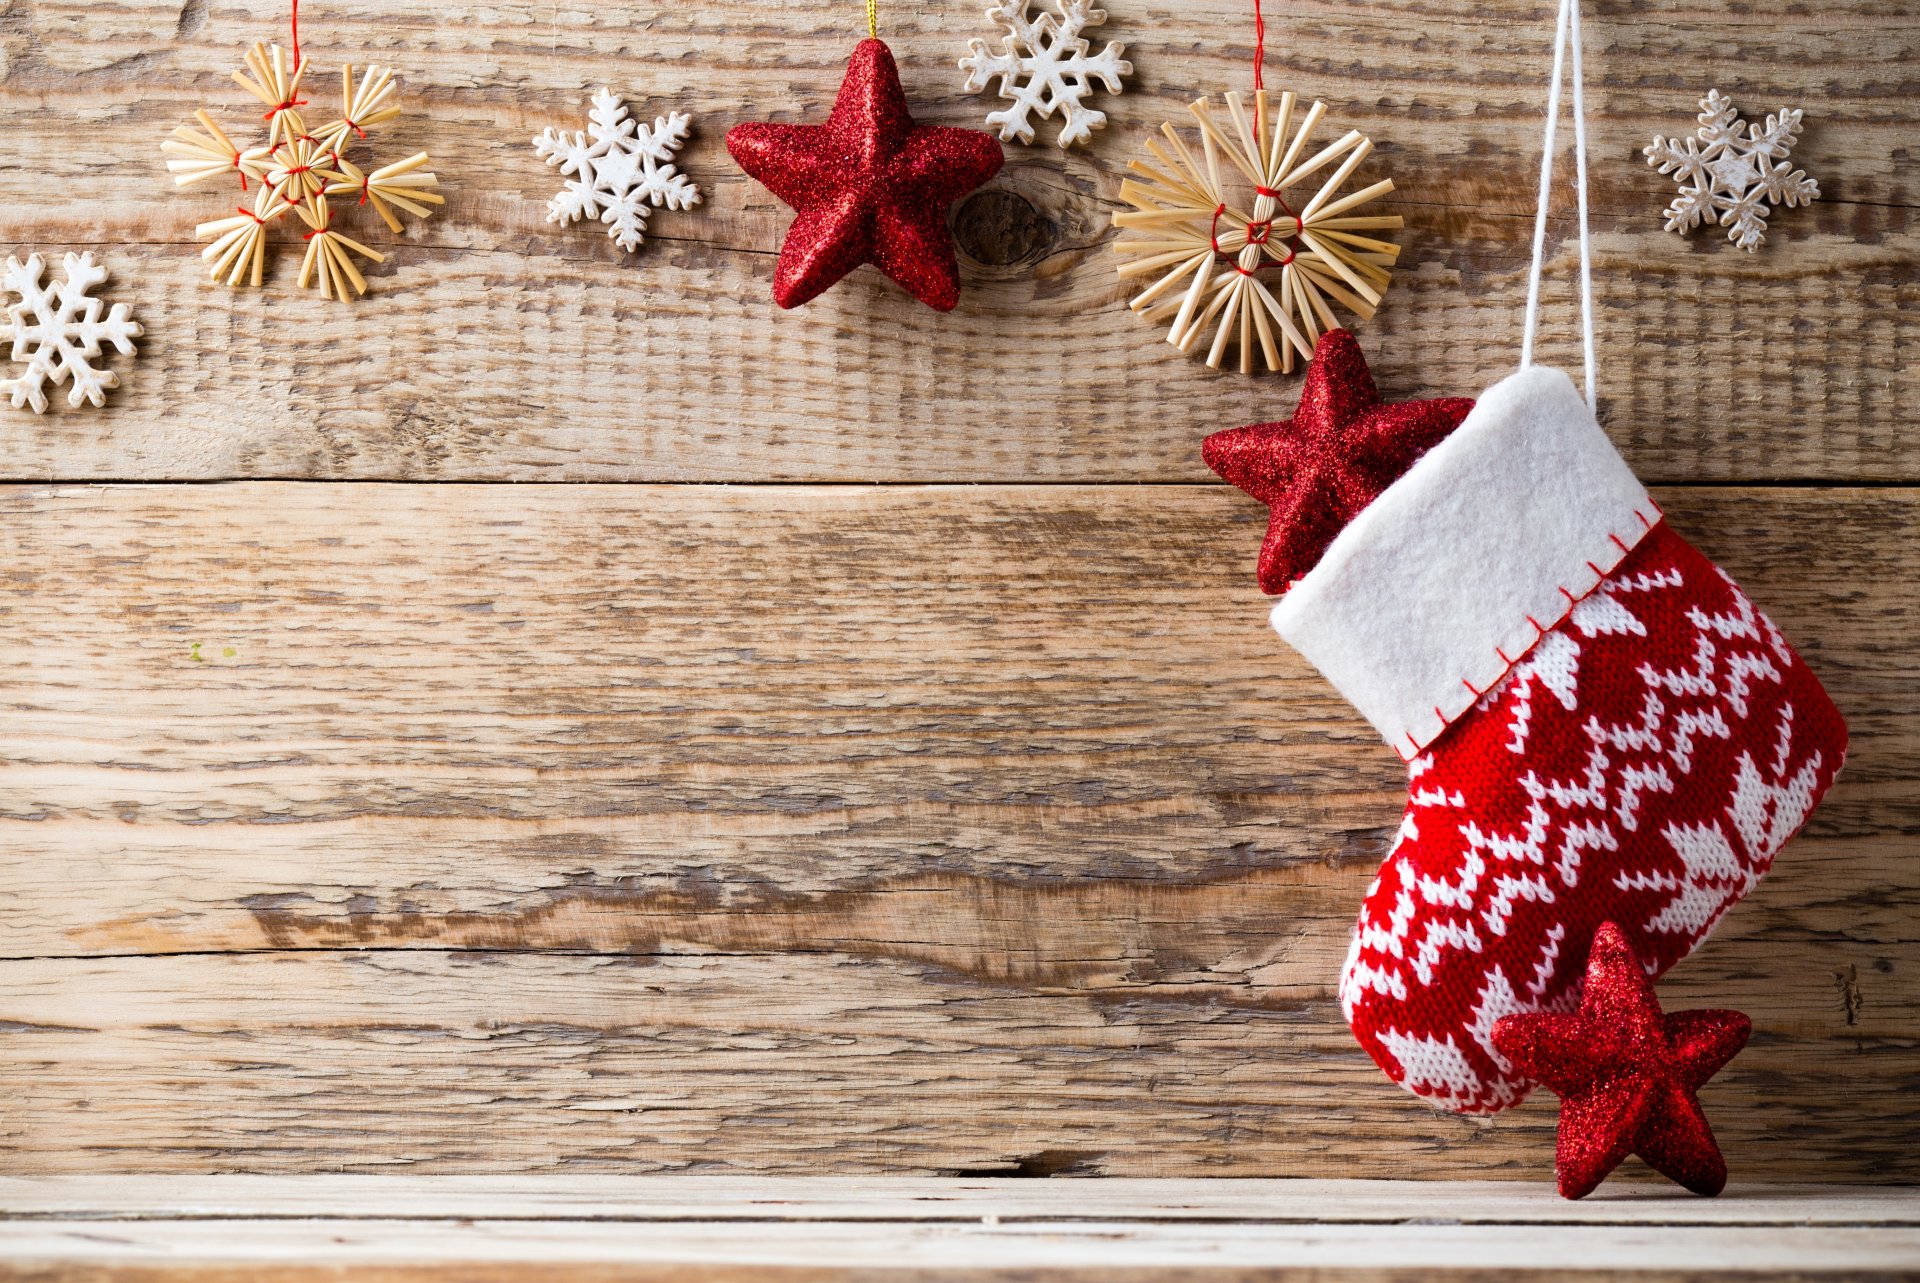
top-left (4, 478), bottom-right (1920, 489)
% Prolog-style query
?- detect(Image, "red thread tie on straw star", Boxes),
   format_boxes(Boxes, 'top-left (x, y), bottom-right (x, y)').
top-left (266, 0), bottom-right (308, 120)
top-left (1493, 922), bottom-right (1751, 1200)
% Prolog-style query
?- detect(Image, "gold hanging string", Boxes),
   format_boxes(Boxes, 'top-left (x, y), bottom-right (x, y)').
top-left (866, 0), bottom-right (877, 39)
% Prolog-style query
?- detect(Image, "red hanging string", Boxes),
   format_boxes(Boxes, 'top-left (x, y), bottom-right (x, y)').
top-left (1251, 0), bottom-right (1265, 91)
top-left (263, 1), bottom-right (308, 122)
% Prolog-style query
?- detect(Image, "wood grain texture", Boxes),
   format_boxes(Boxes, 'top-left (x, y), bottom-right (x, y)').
top-left (5, 1221), bottom-right (1918, 1282)
top-left (0, 0), bottom-right (1913, 481)
top-left (0, 1179), bottom-right (1916, 1282)
top-left (0, 483), bottom-right (1911, 1178)
top-left (10, 1175), bottom-right (1917, 1223)
top-left (2, 0), bottom-right (1914, 1198)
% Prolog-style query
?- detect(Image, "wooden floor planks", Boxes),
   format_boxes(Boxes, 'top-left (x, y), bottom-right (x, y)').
top-left (0, 1178), bottom-right (1916, 1281)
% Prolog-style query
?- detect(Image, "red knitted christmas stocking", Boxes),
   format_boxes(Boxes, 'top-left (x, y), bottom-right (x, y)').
top-left (1205, 330), bottom-right (1847, 1112)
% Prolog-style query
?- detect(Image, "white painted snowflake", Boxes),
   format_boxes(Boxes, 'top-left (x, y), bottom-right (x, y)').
top-left (534, 89), bottom-right (701, 253)
top-left (1645, 89), bottom-right (1819, 252)
top-left (960, 0), bottom-right (1131, 148)
top-left (2, 252), bottom-right (142, 414)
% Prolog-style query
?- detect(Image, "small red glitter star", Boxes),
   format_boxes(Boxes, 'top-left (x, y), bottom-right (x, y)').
top-left (1201, 329), bottom-right (1475, 594)
top-left (726, 39), bottom-right (1004, 311)
top-left (1493, 922), bottom-right (1752, 1200)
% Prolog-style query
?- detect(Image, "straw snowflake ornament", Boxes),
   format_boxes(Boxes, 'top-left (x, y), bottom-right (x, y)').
top-left (1112, 90), bottom-right (1401, 374)
top-left (160, 31), bottom-right (441, 301)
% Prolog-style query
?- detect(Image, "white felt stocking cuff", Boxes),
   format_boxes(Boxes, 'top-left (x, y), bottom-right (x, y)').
top-left (1269, 365), bottom-right (1661, 761)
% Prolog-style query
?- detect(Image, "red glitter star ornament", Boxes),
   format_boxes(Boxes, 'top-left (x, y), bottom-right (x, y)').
top-left (1201, 329), bottom-right (1474, 594)
top-left (1493, 923), bottom-right (1752, 1200)
top-left (726, 39), bottom-right (1004, 311)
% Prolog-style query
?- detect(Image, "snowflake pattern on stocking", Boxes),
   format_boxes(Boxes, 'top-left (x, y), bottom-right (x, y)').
top-left (1645, 89), bottom-right (1819, 251)
top-left (1339, 525), bottom-right (1847, 1113)
top-left (535, 89), bottom-right (701, 253)
top-left (959, 0), bottom-right (1131, 148)
top-left (2, 252), bottom-right (142, 414)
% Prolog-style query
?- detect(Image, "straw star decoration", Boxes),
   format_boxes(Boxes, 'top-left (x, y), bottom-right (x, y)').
top-left (1112, 90), bottom-right (1402, 374)
top-left (161, 42), bottom-right (442, 300)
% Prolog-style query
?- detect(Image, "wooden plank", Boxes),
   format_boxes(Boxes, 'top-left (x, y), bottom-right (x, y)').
top-left (0, 0), bottom-right (1912, 482)
top-left (0, 482), bottom-right (1912, 1178)
top-left (4, 1176), bottom-right (1916, 1226)
top-left (0, 1181), bottom-right (1915, 1283)
top-left (4, 948), bottom-right (1913, 1180)
top-left (4, 1220), bottom-right (1920, 1282)
top-left (0, 1182), bottom-right (1916, 1282)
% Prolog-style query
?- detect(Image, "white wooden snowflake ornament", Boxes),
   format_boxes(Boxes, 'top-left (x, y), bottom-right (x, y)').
top-left (1645, 89), bottom-right (1819, 252)
top-left (2, 252), bottom-right (142, 413)
top-left (534, 90), bottom-right (701, 254)
top-left (960, 0), bottom-right (1131, 148)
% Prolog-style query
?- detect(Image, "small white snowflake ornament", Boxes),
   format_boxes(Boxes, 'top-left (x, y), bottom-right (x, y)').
top-left (2, 252), bottom-right (142, 413)
top-left (1645, 89), bottom-right (1819, 251)
top-left (534, 89), bottom-right (701, 253)
top-left (960, 0), bottom-right (1131, 148)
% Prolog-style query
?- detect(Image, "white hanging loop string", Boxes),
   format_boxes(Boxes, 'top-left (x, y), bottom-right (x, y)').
top-left (1519, 0), bottom-right (1597, 411)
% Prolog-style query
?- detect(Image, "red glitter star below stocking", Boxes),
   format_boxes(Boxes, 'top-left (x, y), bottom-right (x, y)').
top-left (1494, 923), bottom-right (1750, 1199)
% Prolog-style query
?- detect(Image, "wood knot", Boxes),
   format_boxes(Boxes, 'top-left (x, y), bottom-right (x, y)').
top-left (950, 189), bottom-right (1057, 267)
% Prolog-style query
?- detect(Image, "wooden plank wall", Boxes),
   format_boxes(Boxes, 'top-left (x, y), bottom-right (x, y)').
top-left (0, 0), bottom-right (1914, 1180)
